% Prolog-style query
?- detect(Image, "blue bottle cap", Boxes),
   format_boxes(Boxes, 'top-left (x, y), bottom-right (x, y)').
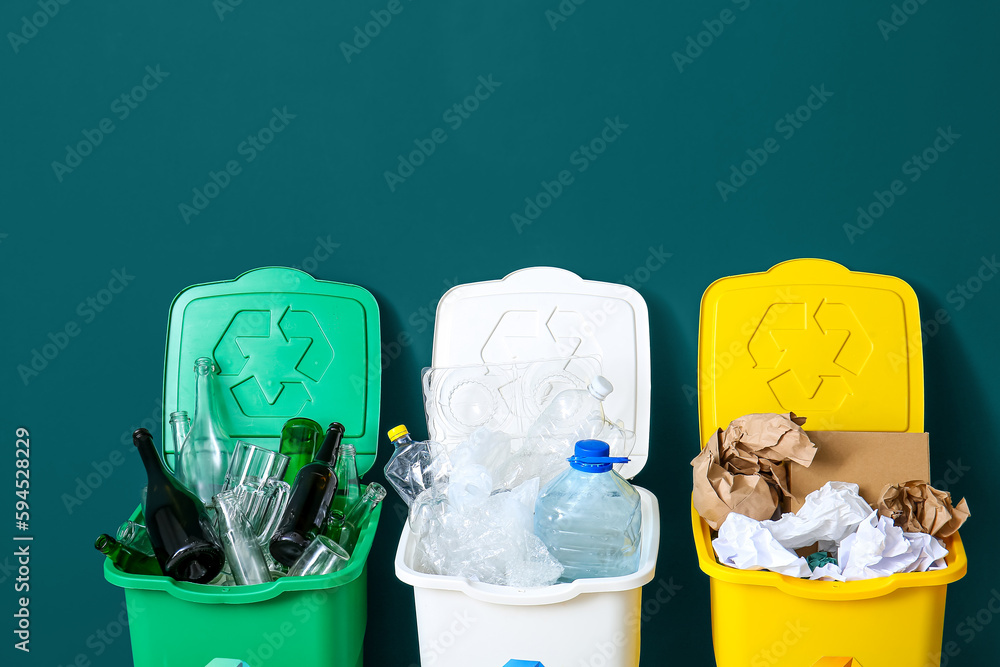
top-left (568, 439), bottom-right (629, 473)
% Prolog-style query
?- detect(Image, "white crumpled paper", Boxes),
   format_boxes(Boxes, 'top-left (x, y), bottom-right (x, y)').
top-left (713, 481), bottom-right (949, 581)
top-left (765, 481), bottom-right (873, 551)
top-left (713, 512), bottom-right (811, 578)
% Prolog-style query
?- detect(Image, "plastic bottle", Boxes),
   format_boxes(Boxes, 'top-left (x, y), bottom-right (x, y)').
top-left (527, 376), bottom-right (613, 444)
top-left (533, 439), bottom-right (641, 581)
top-left (384, 425), bottom-right (439, 506)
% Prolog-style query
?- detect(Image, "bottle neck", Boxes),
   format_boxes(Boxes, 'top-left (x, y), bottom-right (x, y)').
top-left (344, 485), bottom-right (385, 526)
top-left (134, 430), bottom-right (168, 485)
top-left (315, 424), bottom-right (345, 464)
top-left (394, 434), bottom-right (413, 447)
top-left (193, 365), bottom-right (215, 423)
top-left (96, 534), bottom-right (123, 557)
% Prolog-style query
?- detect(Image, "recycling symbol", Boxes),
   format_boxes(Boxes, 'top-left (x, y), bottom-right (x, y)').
top-left (213, 308), bottom-right (333, 417)
top-left (747, 300), bottom-right (872, 412)
top-left (481, 307), bottom-right (597, 362)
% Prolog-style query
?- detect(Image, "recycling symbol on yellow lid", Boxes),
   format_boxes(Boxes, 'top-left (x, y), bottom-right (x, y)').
top-left (748, 300), bottom-right (872, 412)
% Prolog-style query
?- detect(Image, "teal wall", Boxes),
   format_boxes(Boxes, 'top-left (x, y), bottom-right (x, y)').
top-left (3, 1), bottom-right (998, 665)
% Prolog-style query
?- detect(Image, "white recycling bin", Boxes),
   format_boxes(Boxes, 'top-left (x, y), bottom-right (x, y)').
top-left (394, 267), bottom-right (659, 667)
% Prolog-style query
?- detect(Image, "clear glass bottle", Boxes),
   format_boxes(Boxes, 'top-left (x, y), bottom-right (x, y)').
top-left (178, 357), bottom-right (234, 504)
top-left (332, 444), bottom-right (360, 515)
top-left (116, 519), bottom-right (154, 556)
top-left (214, 490), bottom-right (270, 586)
top-left (168, 411), bottom-right (191, 471)
top-left (332, 483), bottom-right (386, 557)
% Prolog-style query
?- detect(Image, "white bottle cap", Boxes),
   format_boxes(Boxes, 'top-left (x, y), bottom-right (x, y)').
top-left (588, 375), bottom-right (613, 401)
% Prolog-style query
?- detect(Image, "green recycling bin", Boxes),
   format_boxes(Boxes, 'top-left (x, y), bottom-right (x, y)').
top-left (102, 267), bottom-right (382, 667)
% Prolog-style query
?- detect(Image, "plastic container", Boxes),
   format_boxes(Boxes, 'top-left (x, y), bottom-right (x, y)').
top-left (534, 439), bottom-right (641, 581)
top-left (102, 267), bottom-right (382, 667)
top-left (395, 267), bottom-right (658, 667)
top-left (692, 258), bottom-right (967, 666)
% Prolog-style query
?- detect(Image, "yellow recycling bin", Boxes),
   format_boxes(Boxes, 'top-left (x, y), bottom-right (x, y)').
top-left (691, 258), bottom-right (967, 667)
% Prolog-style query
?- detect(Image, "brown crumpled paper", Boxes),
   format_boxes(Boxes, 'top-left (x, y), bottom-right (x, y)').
top-left (877, 480), bottom-right (970, 538)
top-left (691, 412), bottom-right (818, 530)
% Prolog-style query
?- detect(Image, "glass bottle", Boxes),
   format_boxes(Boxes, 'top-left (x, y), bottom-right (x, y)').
top-left (168, 411), bottom-right (191, 471)
top-left (133, 428), bottom-right (225, 584)
top-left (214, 490), bottom-right (270, 586)
top-left (332, 444), bottom-right (360, 515)
top-left (178, 357), bottom-right (234, 504)
top-left (279, 418), bottom-right (324, 485)
top-left (95, 534), bottom-right (163, 576)
top-left (332, 483), bottom-right (386, 557)
top-left (269, 423), bottom-right (344, 567)
top-left (116, 519), bottom-right (154, 556)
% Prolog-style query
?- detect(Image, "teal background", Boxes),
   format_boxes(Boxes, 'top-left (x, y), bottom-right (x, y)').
top-left (2, 1), bottom-right (998, 665)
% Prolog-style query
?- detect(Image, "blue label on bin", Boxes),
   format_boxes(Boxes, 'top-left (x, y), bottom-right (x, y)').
top-left (205, 660), bottom-right (249, 667)
top-left (503, 661), bottom-right (544, 667)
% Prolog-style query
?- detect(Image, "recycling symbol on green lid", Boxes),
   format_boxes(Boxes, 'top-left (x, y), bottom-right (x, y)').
top-left (213, 308), bottom-right (333, 417)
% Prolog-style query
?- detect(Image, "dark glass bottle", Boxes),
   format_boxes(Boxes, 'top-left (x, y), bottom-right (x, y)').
top-left (269, 422), bottom-right (344, 566)
top-left (133, 428), bottom-right (225, 584)
top-left (95, 533), bottom-right (163, 576)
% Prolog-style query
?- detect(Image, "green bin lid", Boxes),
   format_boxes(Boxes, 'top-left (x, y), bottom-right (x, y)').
top-left (161, 267), bottom-right (380, 475)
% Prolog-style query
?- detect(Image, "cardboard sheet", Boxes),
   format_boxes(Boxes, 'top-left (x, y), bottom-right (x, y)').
top-left (788, 431), bottom-right (930, 511)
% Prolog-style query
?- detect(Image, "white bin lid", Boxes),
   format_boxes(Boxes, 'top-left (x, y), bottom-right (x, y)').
top-left (431, 266), bottom-right (651, 477)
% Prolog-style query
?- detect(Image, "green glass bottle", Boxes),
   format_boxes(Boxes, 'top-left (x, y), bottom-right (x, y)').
top-left (331, 483), bottom-right (386, 557)
top-left (95, 534), bottom-right (163, 576)
top-left (133, 428), bottom-right (225, 584)
top-left (269, 423), bottom-right (344, 566)
top-left (279, 417), bottom-right (324, 485)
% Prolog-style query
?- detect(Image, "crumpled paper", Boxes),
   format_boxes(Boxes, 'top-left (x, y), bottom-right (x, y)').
top-left (712, 482), bottom-right (949, 581)
top-left (877, 480), bottom-right (970, 538)
top-left (713, 512), bottom-right (812, 578)
top-left (838, 510), bottom-right (948, 580)
top-left (766, 481), bottom-right (873, 550)
top-left (692, 413), bottom-right (818, 529)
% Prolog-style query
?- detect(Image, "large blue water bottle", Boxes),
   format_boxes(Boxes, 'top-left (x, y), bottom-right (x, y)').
top-left (533, 439), bottom-right (641, 581)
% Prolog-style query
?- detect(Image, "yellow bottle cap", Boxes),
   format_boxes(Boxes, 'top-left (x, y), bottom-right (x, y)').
top-left (387, 425), bottom-right (409, 442)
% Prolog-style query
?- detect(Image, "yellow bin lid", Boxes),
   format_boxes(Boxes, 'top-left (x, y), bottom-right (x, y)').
top-left (697, 258), bottom-right (924, 444)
